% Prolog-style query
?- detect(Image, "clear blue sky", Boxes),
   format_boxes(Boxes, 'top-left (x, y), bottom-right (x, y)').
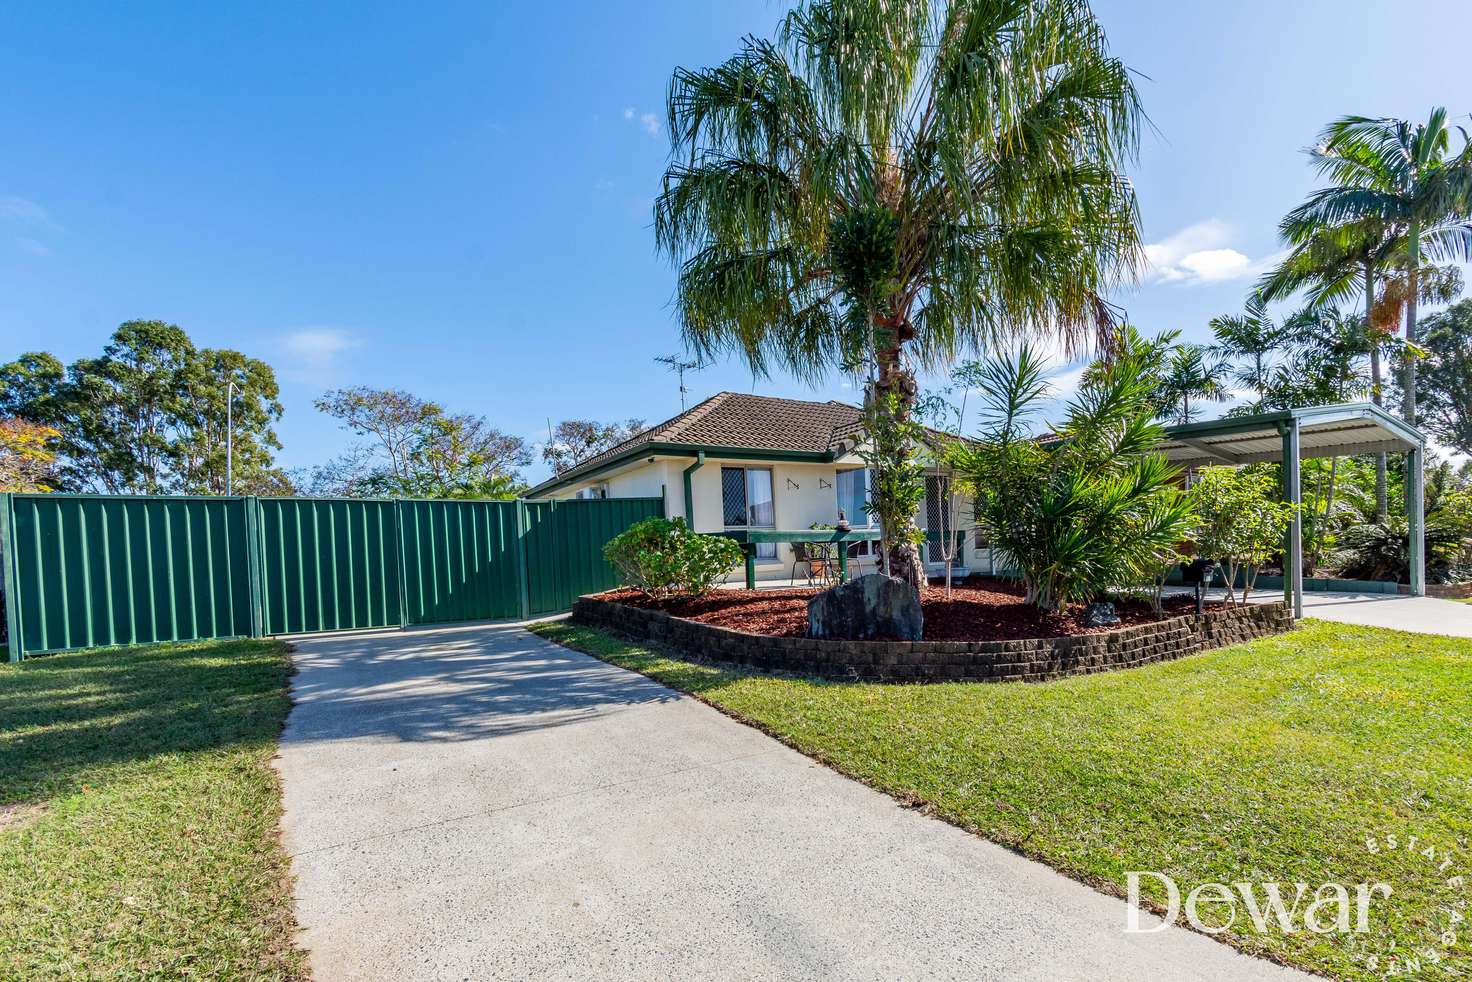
top-left (2, 1), bottom-right (1469, 483)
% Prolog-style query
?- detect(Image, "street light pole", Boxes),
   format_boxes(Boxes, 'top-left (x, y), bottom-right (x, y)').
top-left (226, 378), bottom-right (236, 496)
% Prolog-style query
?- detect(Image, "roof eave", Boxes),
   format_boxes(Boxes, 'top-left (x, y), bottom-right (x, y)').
top-left (525, 442), bottom-right (841, 498)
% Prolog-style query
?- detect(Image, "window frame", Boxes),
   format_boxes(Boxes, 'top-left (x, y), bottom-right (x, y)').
top-left (721, 465), bottom-right (778, 560)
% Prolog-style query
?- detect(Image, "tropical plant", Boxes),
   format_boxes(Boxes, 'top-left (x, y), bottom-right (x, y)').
top-left (603, 517), bottom-right (744, 598)
top-left (1209, 291), bottom-right (1288, 410)
top-left (655, 0), bottom-right (1145, 593)
top-left (1338, 517), bottom-right (1467, 585)
top-left (1188, 466), bottom-right (1296, 606)
top-left (953, 343), bottom-right (1196, 612)
top-left (1270, 109), bottom-right (1472, 428)
top-left (1156, 342), bottom-right (1230, 423)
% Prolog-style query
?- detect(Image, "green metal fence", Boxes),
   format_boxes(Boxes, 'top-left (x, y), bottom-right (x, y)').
top-left (0, 492), bottom-right (662, 660)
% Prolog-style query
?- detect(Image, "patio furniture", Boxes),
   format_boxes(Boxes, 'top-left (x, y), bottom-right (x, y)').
top-left (791, 541), bottom-right (838, 587)
top-left (715, 527), bottom-right (884, 589)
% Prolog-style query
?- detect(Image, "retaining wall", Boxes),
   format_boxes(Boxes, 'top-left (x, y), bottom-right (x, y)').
top-left (571, 594), bottom-right (1294, 683)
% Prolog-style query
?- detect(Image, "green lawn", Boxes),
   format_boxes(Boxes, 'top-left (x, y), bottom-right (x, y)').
top-left (534, 618), bottom-right (1472, 981)
top-left (0, 639), bottom-right (306, 980)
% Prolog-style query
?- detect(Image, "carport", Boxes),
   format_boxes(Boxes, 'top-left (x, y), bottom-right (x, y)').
top-left (1159, 404), bottom-right (1427, 618)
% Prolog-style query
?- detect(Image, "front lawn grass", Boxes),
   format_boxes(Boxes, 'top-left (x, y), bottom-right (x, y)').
top-left (0, 639), bottom-right (306, 980)
top-left (533, 619), bottom-right (1472, 981)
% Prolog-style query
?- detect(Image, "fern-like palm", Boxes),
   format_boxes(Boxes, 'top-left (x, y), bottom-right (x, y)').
top-left (655, 0), bottom-right (1144, 589)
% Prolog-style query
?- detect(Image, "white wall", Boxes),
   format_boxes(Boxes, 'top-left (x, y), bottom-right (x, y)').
top-left (545, 452), bottom-right (977, 583)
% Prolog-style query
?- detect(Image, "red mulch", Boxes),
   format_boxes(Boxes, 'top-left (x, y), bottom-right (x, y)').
top-left (602, 577), bottom-right (1217, 643)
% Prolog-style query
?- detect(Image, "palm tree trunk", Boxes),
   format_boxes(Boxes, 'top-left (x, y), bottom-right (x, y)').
top-left (873, 322), bottom-right (925, 595)
top-left (1367, 259), bottom-right (1387, 521)
top-left (1404, 222), bottom-right (1420, 426)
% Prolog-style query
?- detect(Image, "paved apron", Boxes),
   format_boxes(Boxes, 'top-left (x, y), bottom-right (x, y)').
top-left (276, 622), bottom-right (1310, 981)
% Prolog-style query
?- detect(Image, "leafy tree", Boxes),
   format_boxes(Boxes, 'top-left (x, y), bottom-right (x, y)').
top-left (1274, 109), bottom-right (1472, 428)
top-left (1188, 466), bottom-right (1295, 606)
top-left (953, 343), bottom-right (1196, 612)
top-left (655, 0), bottom-right (1145, 593)
top-left (174, 347), bottom-right (286, 494)
top-left (0, 323), bottom-right (287, 494)
top-left (1156, 342), bottom-right (1230, 423)
top-left (314, 387), bottom-right (531, 498)
top-left (543, 418), bottom-right (646, 475)
top-left (1414, 299), bottom-right (1472, 455)
top-left (0, 419), bottom-right (59, 492)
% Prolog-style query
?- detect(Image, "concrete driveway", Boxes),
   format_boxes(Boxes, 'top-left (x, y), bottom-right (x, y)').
top-left (276, 622), bottom-right (1309, 982)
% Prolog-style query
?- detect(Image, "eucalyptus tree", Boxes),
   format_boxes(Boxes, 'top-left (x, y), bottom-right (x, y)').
top-left (655, 0), bottom-right (1145, 590)
top-left (1274, 109), bottom-right (1472, 427)
top-left (1209, 291), bottom-right (1287, 410)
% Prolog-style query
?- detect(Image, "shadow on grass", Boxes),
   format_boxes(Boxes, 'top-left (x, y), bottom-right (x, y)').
top-left (0, 638), bottom-right (290, 807)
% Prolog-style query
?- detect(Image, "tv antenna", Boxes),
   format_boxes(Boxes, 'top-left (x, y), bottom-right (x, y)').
top-left (654, 354), bottom-right (706, 410)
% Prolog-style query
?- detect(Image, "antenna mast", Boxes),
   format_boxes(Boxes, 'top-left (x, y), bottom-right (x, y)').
top-left (654, 354), bottom-right (705, 410)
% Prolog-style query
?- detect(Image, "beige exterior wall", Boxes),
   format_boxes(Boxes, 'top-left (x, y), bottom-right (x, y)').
top-left (542, 450), bottom-right (976, 583)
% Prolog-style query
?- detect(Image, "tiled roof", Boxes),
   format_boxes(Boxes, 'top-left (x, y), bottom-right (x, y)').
top-left (532, 392), bottom-right (866, 492)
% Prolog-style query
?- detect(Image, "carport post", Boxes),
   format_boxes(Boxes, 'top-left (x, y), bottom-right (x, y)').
top-left (1281, 420), bottom-right (1303, 619)
top-left (1408, 445), bottom-right (1426, 597)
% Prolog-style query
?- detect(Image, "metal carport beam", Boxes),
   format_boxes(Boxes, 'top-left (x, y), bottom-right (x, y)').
top-left (1174, 436), bottom-right (1241, 465)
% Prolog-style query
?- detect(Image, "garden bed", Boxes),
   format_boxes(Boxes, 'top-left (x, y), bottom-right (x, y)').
top-left (573, 584), bottom-right (1292, 684)
top-left (603, 577), bottom-right (1221, 642)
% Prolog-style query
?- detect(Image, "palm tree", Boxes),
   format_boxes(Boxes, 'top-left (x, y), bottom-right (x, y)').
top-left (1157, 343), bottom-right (1230, 424)
top-left (1274, 109), bottom-right (1472, 427)
top-left (1209, 290), bottom-right (1287, 410)
top-left (655, 0), bottom-right (1144, 591)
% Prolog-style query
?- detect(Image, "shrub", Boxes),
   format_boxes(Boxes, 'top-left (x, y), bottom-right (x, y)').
top-left (953, 342), bottom-right (1198, 612)
top-left (603, 517), bottom-right (743, 598)
top-left (1188, 465), bottom-right (1296, 604)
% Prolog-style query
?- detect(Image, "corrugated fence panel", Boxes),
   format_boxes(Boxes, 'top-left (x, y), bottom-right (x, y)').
top-left (522, 497), bottom-right (663, 616)
top-left (2, 493), bottom-right (664, 659)
top-left (256, 498), bottom-right (402, 635)
top-left (4, 494), bottom-right (253, 657)
top-left (398, 499), bottom-right (522, 624)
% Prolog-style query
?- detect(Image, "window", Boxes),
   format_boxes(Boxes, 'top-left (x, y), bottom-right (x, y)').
top-left (574, 484), bottom-right (608, 500)
top-left (836, 468), bottom-right (875, 558)
top-left (721, 466), bottom-right (777, 559)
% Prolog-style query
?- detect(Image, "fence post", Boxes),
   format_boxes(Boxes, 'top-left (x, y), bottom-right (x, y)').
top-left (393, 500), bottom-right (409, 628)
top-left (513, 499), bottom-right (532, 621)
top-left (243, 497), bottom-right (265, 638)
top-left (1, 494), bottom-right (22, 662)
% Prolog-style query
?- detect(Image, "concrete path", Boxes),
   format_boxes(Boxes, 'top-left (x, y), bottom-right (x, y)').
top-left (1178, 586), bottom-right (1472, 637)
top-left (276, 622), bottom-right (1310, 982)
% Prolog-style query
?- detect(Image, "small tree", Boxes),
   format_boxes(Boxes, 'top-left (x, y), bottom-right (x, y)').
top-left (1189, 466), bottom-right (1296, 605)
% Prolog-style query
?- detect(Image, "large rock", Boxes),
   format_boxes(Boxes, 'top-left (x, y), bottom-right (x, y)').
top-left (807, 573), bottom-right (923, 641)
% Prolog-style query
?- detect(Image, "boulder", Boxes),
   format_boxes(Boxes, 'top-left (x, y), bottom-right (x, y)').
top-left (807, 573), bottom-right (923, 641)
top-left (1081, 601), bottom-right (1120, 628)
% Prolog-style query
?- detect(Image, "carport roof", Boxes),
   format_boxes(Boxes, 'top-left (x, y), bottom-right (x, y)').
top-left (1159, 403), bottom-right (1424, 469)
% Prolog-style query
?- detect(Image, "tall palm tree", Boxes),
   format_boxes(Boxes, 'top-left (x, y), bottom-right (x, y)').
top-left (655, 0), bottom-right (1144, 590)
top-left (1157, 343), bottom-right (1230, 424)
top-left (1275, 109), bottom-right (1472, 427)
top-left (1209, 290), bottom-right (1287, 410)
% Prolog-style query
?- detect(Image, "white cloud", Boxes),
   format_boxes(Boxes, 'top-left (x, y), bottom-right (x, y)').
top-left (622, 106), bottom-right (662, 138)
top-left (1145, 220), bottom-right (1281, 285)
top-left (279, 328), bottom-right (360, 385)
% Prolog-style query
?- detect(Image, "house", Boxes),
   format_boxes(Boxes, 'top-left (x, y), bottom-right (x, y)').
top-left (526, 392), bottom-right (982, 582)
